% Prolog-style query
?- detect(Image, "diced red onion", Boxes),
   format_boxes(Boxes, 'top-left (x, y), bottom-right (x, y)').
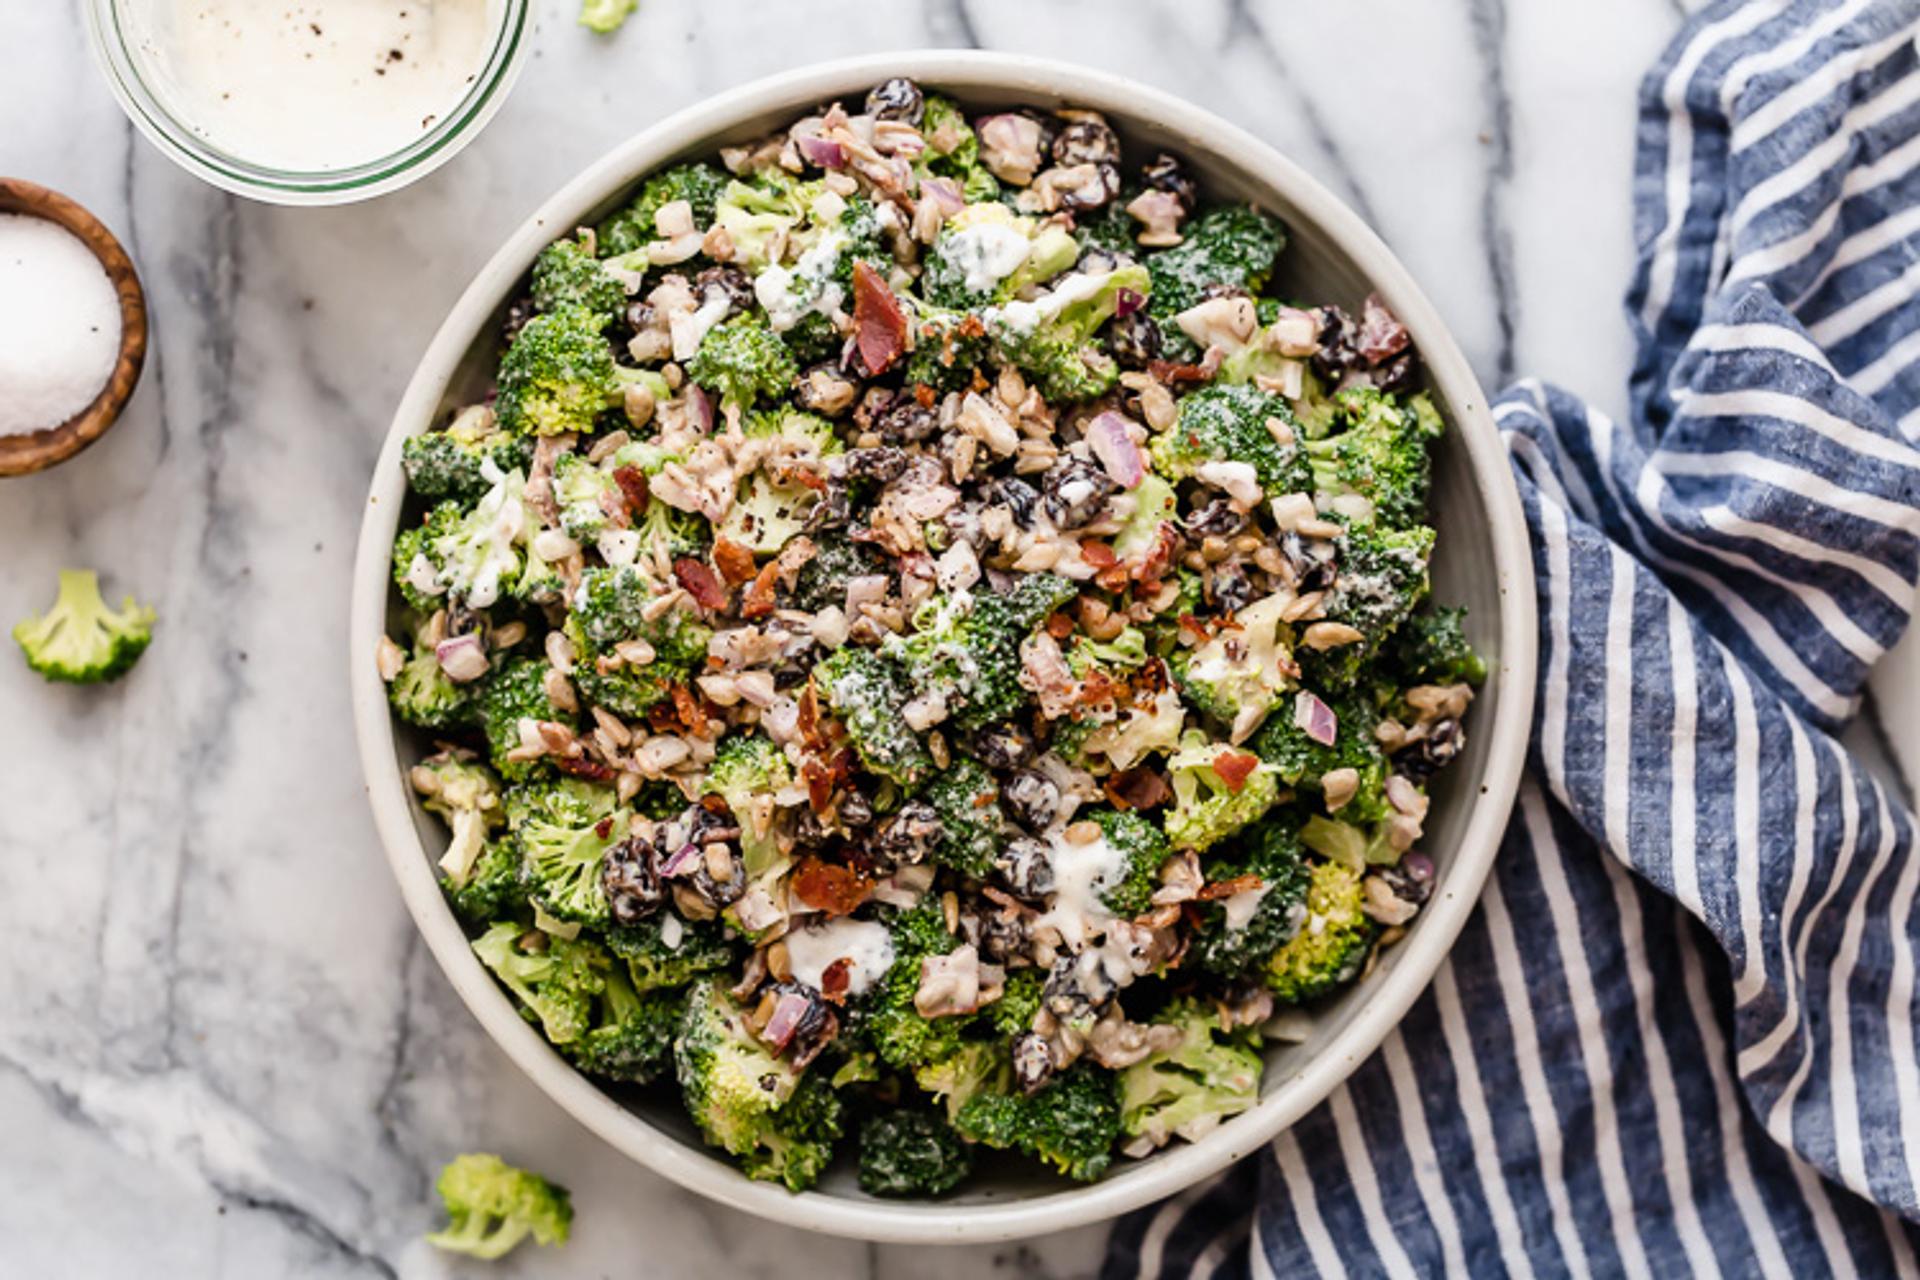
top-left (1115, 287), bottom-right (1145, 318)
top-left (434, 634), bottom-right (490, 684)
top-left (1403, 852), bottom-right (1435, 882)
top-left (762, 992), bottom-right (812, 1053)
top-left (1294, 691), bottom-right (1338, 747)
top-left (659, 843), bottom-right (702, 878)
top-left (1087, 411), bottom-right (1145, 489)
top-left (797, 135), bottom-right (847, 170)
top-left (920, 176), bottom-right (965, 216)
top-left (686, 384), bottom-right (714, 434)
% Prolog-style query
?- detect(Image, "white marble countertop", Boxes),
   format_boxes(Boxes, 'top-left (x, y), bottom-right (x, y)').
top-left (14, 1), bottom-right (1911, 1276)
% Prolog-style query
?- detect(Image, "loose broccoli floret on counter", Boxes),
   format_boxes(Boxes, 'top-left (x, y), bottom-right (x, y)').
top-left (596, 162), bottom-right (731, 258)
top-left (425, 1153), bottom-right (572, 1260)
top-left (606, 915), bottom-right (736, 991)
top-left (477, 656), bottom-right (575, 782)
top-left (387, 634), bottom-right (479, 732)
top-left (1117, 998), bottom-right (1263, 1149)
top-left (1149, 383), bottom-right (1311, 498)
top-left (505, 777), bottom-right (628, 926)
top-left (1263, 859), bottom-right (1375, 1004)
top-left (1386, 605), bottom-right (1487, 688)
top-left (675, 981), bottom-right (842, 1190)
top-left (12, 569), bottom-right (155, 685)
top-left (470, 921), bottom-right (609, 1044)
top-left (578, 0), bottom-right (637, 34)
top-left (1302, 387), bottom-right (1443, 530)
top-left (921, 203), bottom-right (1078, 310)
top-left (788, 532), bottom-right (887, 612)
top-left (550, 451), bottom-right (621, 542)
top-left (1175, 588), bottom-right (1296, 742)
top-left (882, 589), bottom-right (1033, 731)
top-left (953, 1063), bottom-right (1122, 1182)
top-left (1145, 204), bottom-right (1286, 325)
top-left (864, 901), bottom-right (968, 1071)
top-left (1190, 816), bottom-right (1311, 978)
top-left (686, 315), bottom-right (798, 409)
top-left (1163, 731), bottom-right (1282, 854)
top-left (566, 966), bottom-right (681, 1084)
top-left (401, 417), bottom-right (534, 503)
top-left (411, 750), bottom-right (506, 886)
top-left (919, 756), bottom-right (1004, 878)
top-left (531, 237), bottom-right (627, 320)
top-left (496, 306), bottom-right (620, 437)
top-left (1250, 688), bottom-right (1390, 821)
top-left (704, 733), bottom-right (792, 876)
top-left (1086, 807), bottom-right (1174, 917)
top-left (442, 840), bottom-right (525, 927)
top-left (570, 565), bottom-right (713, 664)
top-left (859, 1109), bottom-right (974, 1197)
top-left (1300, 523), bottom-right (1435, 690)
top-left (814, 648), bottom-right (934, 787)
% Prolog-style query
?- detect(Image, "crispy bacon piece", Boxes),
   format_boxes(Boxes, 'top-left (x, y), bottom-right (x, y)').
top-left (1044, 610), bottom-right (1076, 640)
top-left (1148, 357), bottom-right (1215, 386)
top-left (791, 856), bottom-right (873, 917)
top-left (1213, 749), bottom-right (1259, 793)
top-left (796, 682), bottom-right (828, 751)
top-left (1196, 873), bottom-right (1265, 902)
top-left (852, 260), bottom-right (908, 375)
top-left (611, 465), bottom-right (651, 517)
top-left (670, 683), bottom-right (705, 734)
top-left (1080, 539), bottom-right (1118, 569)
top-left (712, 536), bottom-right (757, 585)
top-left (1105, 766), bottom-right (1173, 812)
top-left (741, 562), bottom-right (780, 619)
top-left (674, 557), bottom-right (729, 610)
top-left (554, 755), bottom-right (615, 782)
top-left (1356, 292), bottom-right (1411, 366)
top-left (819, 958), bottom-right (852, 1003)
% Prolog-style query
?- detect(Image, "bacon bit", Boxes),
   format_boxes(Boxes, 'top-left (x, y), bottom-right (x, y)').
top-left (611, 465), bottom-right (650, 516)
top-left (957, 313), bottom-right (986, 339)
top-left (796, 682), bottom-right (828, 750)
top-left (712, 537), bottom-right (756, 585)
top-left (741, 562), bottom-right (780, 619)
top-left (789, 467), bottom-right (829, 492)
top-left (1176, 614), bottom-right (1213, 643)
top-left (1356, 293), bottom-right (1411, 366)
top-left (1080, 539), bottom-right (1118, 569)
top-left (670, 683), bottom-right (704, 733)
top-left (554, 755), bottom-right (615, 782)
top-left (913, 383), bottom-right (936, 409)
top-left (801, 755), bottom-right (835, 812)
top-left (1148, 358), bottom-right (1214, 386)
top-left (1095, 564), bottom-right (1132, 593)
top-left (1196, 873), bottom-right (1265, 902)
top-left (674, 557), bottom-right (729, 610)
top-left (819, 958), bottom-right (852, 1003)
top-left (647, 700), bottom-right (682, 733)
top-left (594, 817), bottom-right (615, 838)
top-left (1044, 611), bottom-right (1076, 639)
top-left (1213, 749), bottom-right (1259, 793)
top-left (792, 856), bottom-right (873, 917)
top-left (1133, 525), bottom-right (1178, 583)
top-left (1106, 767), bottom-right (1173, 811)
top-left (852, 260), bottom-right (908, 375)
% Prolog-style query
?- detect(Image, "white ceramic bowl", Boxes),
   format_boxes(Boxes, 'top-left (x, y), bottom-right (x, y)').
top-left (350, 51), bottom-right (1537, 1244)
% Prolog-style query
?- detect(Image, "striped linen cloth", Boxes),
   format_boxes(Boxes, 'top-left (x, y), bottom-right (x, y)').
top-left (1104, 2), bottom-right (1920, 1275)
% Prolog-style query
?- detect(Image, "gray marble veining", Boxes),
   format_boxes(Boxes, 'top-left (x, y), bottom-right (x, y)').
top-left (0, 1), bottom-right (1731, 1275)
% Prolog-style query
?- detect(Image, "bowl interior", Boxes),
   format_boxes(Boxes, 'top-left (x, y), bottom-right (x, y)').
top-left (358, 53), bottom-right (1531, 1241)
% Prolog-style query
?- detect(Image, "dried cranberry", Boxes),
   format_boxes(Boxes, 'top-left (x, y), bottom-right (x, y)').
top-left (987, 476), bottom-right (1041, 527)
top-left (1041, 457), bottom-right (1119, 530)
top-left (502, 295), bottom-right (538, 344)
top-left (1139, 152), bottom-right (1197, 213)
top-left (1001, 768), bottom-right (1061, 833)
top-left (996, 837), bottom-right (1055, 902)
top-left (1012, 1031), bottom-right (1055, 1094)
top-left (871, 798), bottom-right (943, 867)
top-left (1052, 118), bottom-right (1121, 167)
top-left (601, 836), bottom-right (662, 926)
top-left (865, 77), bottom-right (925, 124)
top-left (1106, 309), bottom-right (1162, 369)
top-left (695, 265), bottom-right (754, 311)
top-left (1184, 497), bottom-right (1246, 539)
top-left (969, 721), bottom-right (1037, 771)
top-left (875, 395), bottom-right (938, 444)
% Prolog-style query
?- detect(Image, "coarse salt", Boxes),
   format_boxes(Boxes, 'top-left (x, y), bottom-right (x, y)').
top-left (0, 214), bottom-right (121, 436)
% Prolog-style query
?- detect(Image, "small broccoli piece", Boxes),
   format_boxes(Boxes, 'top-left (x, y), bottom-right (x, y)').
top-left (675, 981), bottom-right (842, 1190)
top-left (470, 921), bottom-right (607, 1044)
top-left (881, 590), bottom-right (1030, 731)
top-left (425, 1153), bottom-right (572, 1260)
top-left (391, 505), bottom-right (456, 613)
top-left (1145, 204), bottom-right (1286, 323)
top-left (550, 451), bottom-right (621, 541)
top-left (1074, 198), bottom-right (1137, 257)
top-left (704, 733), bottom-right (792, 876)
top-left (1117, 998), bottom-right (1263, 1149)
top-left (1264, 859), bottom-right (1375, 1003)
top-left (953, 1063), bottom-right (1122, 1182)
top-left (387, 635), bottom-right (478, 731)
top-left (631, 496), bottom-right (712, 566)
top-left (1190, 817), bottom-right (1311, 978)
top-left (904, 306), bottom-right (993, 394)
top-left (913, 1040), bottom-right (1010, 1123)
top-left (478, 656), bottom-right (574, 782)
top-left (570, 654), bottom-right (677, 721)
top-left (922, 203), bottom-right (1077, 309)
top-left (411, 750), bottom-right (506, 886)
top-left (865, 901), bottom-right (968, 1071)
top-left (1163, 731), bottom-right (1282, 853)
top-left (789, 533), bottom-right (886, 612)
top-left (406, 466), bottom-right (534, 609)
top-left (1386, 605), bottom-right (1488, 687)
top-left (505, 777), bottom-right (628, 926)
top-left (1001, 571), bottom-right (1080, 631)
top-left (401, 420), bottom-right (534, 503)
top-left (567, 966), bottom-right (681, 1084)
top-left (597, 162), bottom-right (731, 258)
top-left (917, 96), bottom-right (1000, 202)
top-left (578, 0), bottom-right (636, 32)
top-left (711, 173), bottom-right (816, 271)
top-left (571, 565), bottom-right (713, 664)
top-left (1085, 807), bottom-right (1174, 916)
top-left (1302, 388), bottom-right (1443, 529)
top-left (442, 840), bottom-right (525, 927)
top-left (496, 307), bottom-right (620, 437)
top-left (1150, 383), bottom-right (1311, 497)
top-left (1250, 687), bottom-right (1390, 821)
top-left (606, 914), bottom-right (735, 990)
top-left (814, 648), bottom-right (934, 787)
top-left (1300, 523), bottom-right (1435, 690)
top-left (1175, 588), bottom-right (1296, 741)
top-left (987, 263), bottom-right (1149, 403)
top-left (858, 1109), bottom-right (974, 1197)
top-left (531, 237), bottom-right (627, 319)
top-left (686, 315), bottom-right (797, 409)
top-left (988, 967), bottom-right (1043, 1037)
top-left (920, 756), bottom-right (1004, 877)
top-left (1112, 473), bottom-right (1177, 563)
top-left (718, 421), bottom-right (832, 553)
top-left (12, 569), bottom-right (155, 685)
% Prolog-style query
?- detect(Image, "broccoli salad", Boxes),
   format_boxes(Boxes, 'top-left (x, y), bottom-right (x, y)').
top-left (380, 78), bottom-right (1486, 1197)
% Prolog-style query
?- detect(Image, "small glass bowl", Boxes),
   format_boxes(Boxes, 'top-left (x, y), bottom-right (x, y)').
top-left (81, 0), bottom-right (532, 206)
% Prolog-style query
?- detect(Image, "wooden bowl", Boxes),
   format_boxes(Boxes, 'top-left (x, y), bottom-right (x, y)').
top-left (0, 178), bottom-right (148, 478)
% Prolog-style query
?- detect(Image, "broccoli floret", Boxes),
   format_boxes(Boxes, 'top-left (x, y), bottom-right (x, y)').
top-left (566, 966), bottom-right (681, 1084)
top-left (411, 749), bottom-right (506, 886)
top-left (1086, 807), bottom-right (1174, 916)
top-left (905, 306), bottom-right (993, 393)
top-left (470, 921), bottom-right (608, 1044)
top-left (12, 569), bottom-right (155, 684)
top-left (865, 901), bottom-right (969, 1071)
top-left (1175, 588), bottom-right (1296, 741)
top-left (425, 1153), bottom-right (572, 1260)
top-left (1074, 198), bottom-right (1137, 257)
top-left (1145, 205), bottom-right (1286, 323)
top-left (922, 203), bottom-right (1077, 309)
top-left (1163, 731), bottom-right (1282, 853)
top-left (478, 657), bottom-right (574, 782)
top-left (1190, 816), bottom-right (1311, 978)
top-left (686, 315), bottom-right (797, 409)
top-left (1264, 858), bottom-right (1375, 1002)
top-left (789, 533), bottom-right (886, 611)
top-left (570, 655), bottom-right (677, 721)
top-left (596, 162), bottom-right (731, 258)
top-left (1001, 571), bottom-right (1080, 631)
top-left (1150, 383), bottom-right (1310, 497)
top-left (987, 263), bottom-right (1149, 403)
top-left (1112, 473), bottom-right (1177, 564)
top-left (496, 307), bottom-right (621, 437)
top-left (1302, 388), bottom-right (1443, 529)
top-left (578, 0), bottom-right (637, 31)
top-left (913, 1040), bottom-right (1010, 1122)
top-left (606, 915), bottom-right (735, 991)
top-left (531, 237), bottom-right (627, 320)
top-left (718, 432), bottom-right (830, 553)
top-left (401, 419), bottom-right (534, 503)
top-left (442, 840), bottom-right (525, 927)
top-left (505, 777), bottom-right (628, 926)
top-left (987, 967), bottom-right (1043, 1037)
top-left (1117, 998), bottom-right (1263, 1149)
top-left (391, 505), bottom-right (457, 613)
top-left (704, 733), bottom-right (792, 876)
top-left (814, 648), bottom-right (934, 787)
top-left (1386, 605), bottom-right (1488, 688)
top-left (881, 590), bottom-right (1030, 731)
top-left (1300, 523), bottom-right (1435, 690)
top-left (675, 981), bottom-right (842, 1190)
top-left (409, 466), bottom-right (535, 609)
top-left (387, 635), bottom-right (478, 731)
top-left (631, 496), bottom-right (712, 566)
top-left (917, 96), bottom-right (1000, 202)
top-left (858, 1109), bottom-right (974, 1197)
top-left (953, 1063), bottom-right (1122, 1182)
top-left (550, 451), bottom-right (621, 541)
top-left (571, 565), bottom-right (713, 665)
top-left (1250, 687), bottom-right (1390, 821)
top-left (711, 173), bottom-right (817, 271)
top-left (919, 756), bottom-right (1004, 877)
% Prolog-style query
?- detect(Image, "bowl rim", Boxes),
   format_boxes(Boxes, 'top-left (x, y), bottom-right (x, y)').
top-left (349, 49), bottom-right (1538, 1244)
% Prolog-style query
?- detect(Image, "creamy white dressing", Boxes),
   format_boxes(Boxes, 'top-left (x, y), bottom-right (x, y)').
top-left (943, 222), bottom-right (1030, 293)
top-left (128, 0), bottom-right (499, 172)
top-left (993, 268), bottom-right (1113, 336)
top-left (432, 461), bottom-right (523, 608)
top-left (671, 293), bottom-right (734, 361)
top-left (783, 918), bottom-right (895, 997)
top-left (1221, 882), bottom-right (1273, 931)
top-left (755, 230), bottom-right (847, 332)
top-left (1032, 830), bottom-right (1127, 951)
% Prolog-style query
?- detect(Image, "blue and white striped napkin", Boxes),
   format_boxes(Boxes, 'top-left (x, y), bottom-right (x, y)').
top-left (1106, 2), bottom-right (1920, 1274)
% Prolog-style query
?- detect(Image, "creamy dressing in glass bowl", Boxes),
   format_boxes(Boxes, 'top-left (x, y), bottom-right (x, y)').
top-left (82, 0), bottom-right (531, 205)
